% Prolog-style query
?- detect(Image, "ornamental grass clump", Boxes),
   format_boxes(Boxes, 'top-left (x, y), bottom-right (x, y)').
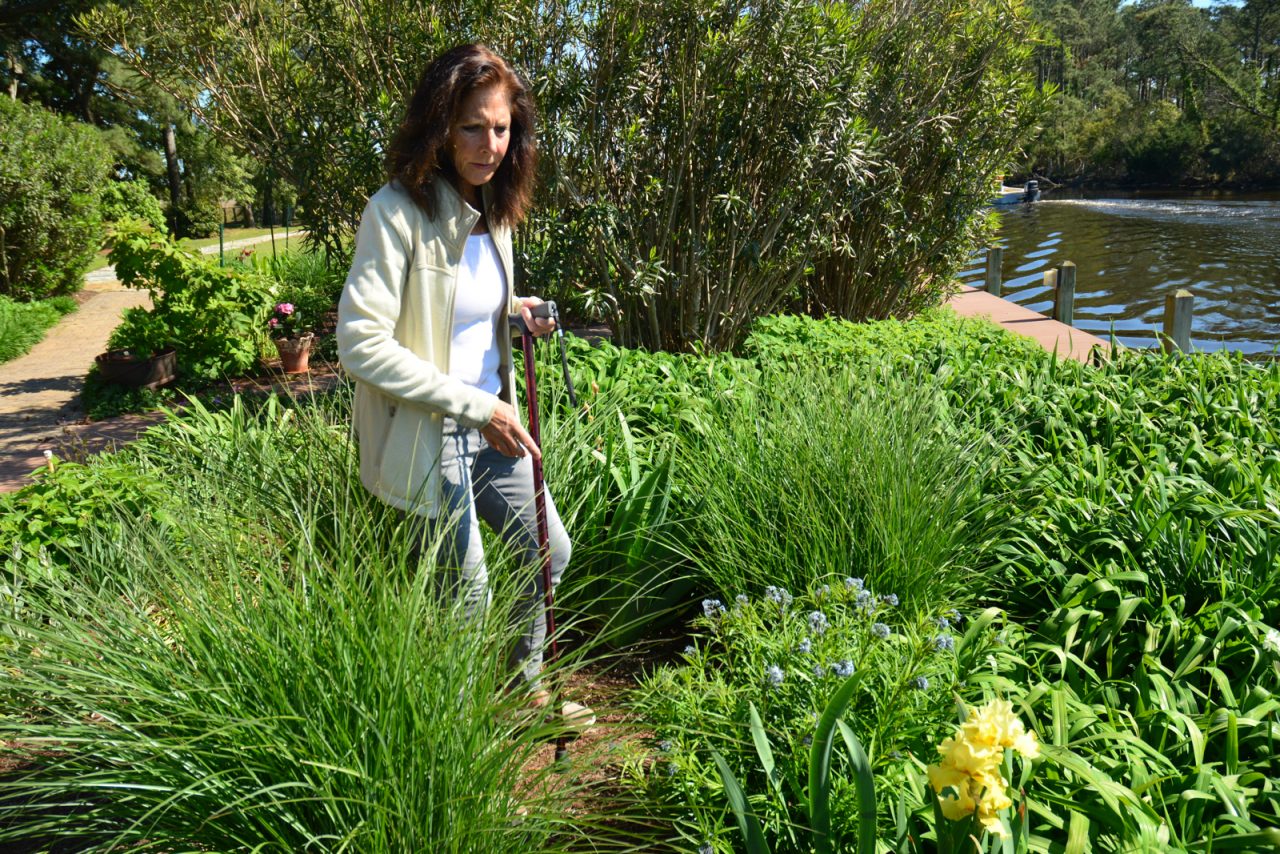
top-left (681, 365), bottom-right (1001, 608)
top-left (927, 699), bottom-right (1040, 843)
top-left (0, 391), bottom-right (626, 852)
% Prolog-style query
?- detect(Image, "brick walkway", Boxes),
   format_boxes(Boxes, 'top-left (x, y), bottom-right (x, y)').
top-left (0, 233), bottom-right (305, 492)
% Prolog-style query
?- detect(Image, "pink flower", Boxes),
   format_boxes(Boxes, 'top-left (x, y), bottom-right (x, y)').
top-left (269, 317), bottom-right (279, 328)
top-left (275, 303), bottom-right (295, 315)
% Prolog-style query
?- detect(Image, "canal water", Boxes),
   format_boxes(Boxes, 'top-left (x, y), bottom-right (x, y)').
top-left (956, 190), bottom-right (1280, 354)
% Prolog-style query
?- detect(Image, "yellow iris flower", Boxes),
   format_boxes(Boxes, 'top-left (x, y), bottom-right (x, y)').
top-left (927, 699), bottom-right (1040, 838)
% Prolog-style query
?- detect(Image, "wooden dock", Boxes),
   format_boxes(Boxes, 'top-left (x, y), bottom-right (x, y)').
top-left (945, 284), bottom-right (1110, 364)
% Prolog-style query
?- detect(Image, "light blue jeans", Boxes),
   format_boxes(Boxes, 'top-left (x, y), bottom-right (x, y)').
top-left (416, 417), bottom-right (572, 686)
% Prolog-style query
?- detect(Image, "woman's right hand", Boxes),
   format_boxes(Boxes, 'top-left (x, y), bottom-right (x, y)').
top-left (481, 401), bottom-right (541, 461)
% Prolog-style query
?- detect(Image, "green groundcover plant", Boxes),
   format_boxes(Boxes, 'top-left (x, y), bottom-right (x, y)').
top-left (0, 294), bottom-right (77, 364)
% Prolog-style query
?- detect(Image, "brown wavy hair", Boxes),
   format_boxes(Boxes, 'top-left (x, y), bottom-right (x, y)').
top-left (385, 44), bottom-right (538, 229)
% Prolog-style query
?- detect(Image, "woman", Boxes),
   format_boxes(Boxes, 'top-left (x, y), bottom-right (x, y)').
top-left (337, 44), bottom-right (589, 726)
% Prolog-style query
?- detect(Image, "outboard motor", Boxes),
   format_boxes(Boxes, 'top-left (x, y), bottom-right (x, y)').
top-left (1023, 179), bottom-right (1041, 203)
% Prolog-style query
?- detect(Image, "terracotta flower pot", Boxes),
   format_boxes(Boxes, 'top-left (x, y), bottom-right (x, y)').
top-left (273, 333), bottom-right (315, 374)
top-left (94, 348), bottom-right (177, 389)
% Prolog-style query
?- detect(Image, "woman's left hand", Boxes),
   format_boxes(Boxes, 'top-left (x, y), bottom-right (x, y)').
top-left (518, 296), bottom-right (557, 338)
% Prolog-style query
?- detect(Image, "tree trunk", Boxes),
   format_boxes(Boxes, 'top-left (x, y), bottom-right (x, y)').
top-left (163, 123), bottom-right (182, 232)
top-left (6, 52), bottom-right (20, 99)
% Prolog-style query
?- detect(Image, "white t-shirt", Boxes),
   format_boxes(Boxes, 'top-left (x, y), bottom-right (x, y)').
top-left (449, 233), bottom-right (507, 396)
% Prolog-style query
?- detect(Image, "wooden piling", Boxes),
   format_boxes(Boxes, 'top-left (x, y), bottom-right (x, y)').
top-left (984, 247), bottom-right (1003, 296)
top-left (1162, 289), bottom-right (1194, 353)
top-left (1054, 262), bottom-right (1076, 326)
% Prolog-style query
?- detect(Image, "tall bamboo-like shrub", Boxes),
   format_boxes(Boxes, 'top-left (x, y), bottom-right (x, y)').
top-left (805, 0), bottom-right (1044, 322)
top-left (534, 0), bottom-right (877, 350)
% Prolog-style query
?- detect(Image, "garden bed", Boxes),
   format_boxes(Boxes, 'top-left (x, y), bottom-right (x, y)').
top-left (2, 310), bottom-right (1278, 851)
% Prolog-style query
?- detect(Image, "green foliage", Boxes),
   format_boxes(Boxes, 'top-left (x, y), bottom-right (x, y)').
top-left (681, 365), bottom-right (1000, 607)
top-left (712, 683), bottom-right (878, 854)
top-left (1025, 0), bottom-right (1280, 184)
top-left (7, 310), bottom-right (1280, 850)
top-left (247, 247), bottom-right (347, 334)
top-left (0, 453), bottom-right (169, 583)
top-left (633, 584), bottom-right (981, 852)
top-left (89, 0), bottom-right (1039, 348)
top-left (79, 362), bottom-right (180, 420)
top-left (698, 311), bottom-right (1280, 849)
top-left (0, 395), bottom-right (625, 852)
top-left (100, 177), bottom-right (167, 231)
top-left (0, 96), bottom-right (110, 300)
top-left (107, 221), bottom-right (273, 379)
top-left (964, 571), bottom-right (1280, 850)
top-left (174, 195), bottom-right (222, 238)
top-left (0, 295), bottom-right (76, 364)
top-left (538, 0), bottom-right (880, 349)
top-left (805, 0), bottom-right (1044, 321)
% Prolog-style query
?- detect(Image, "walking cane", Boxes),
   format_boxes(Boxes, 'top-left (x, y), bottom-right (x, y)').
top-left (511, 300), bottom-right (575, 763)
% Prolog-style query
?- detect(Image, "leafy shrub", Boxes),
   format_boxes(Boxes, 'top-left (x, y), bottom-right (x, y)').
top-left (806, 0), bottom-right (1044, 321)
top-left (108, 221), bottom-right (273, 380)
top-left (0, 453), bottom-right (170, 583)
top-left (100, 177), bottom-right (167, 231)
top-left (0, 295), bottom-right (76, 364)
top-left (174, 196), bottom-right (222, 238)
top-left (0, 97), bottom-right (111, 300)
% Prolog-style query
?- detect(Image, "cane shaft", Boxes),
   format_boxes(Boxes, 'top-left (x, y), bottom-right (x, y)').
top-left (521, 333), bottom-right (559, 663)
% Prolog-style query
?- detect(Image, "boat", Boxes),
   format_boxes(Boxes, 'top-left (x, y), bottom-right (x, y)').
top-left (992, 179), bottom-right (1041, 206)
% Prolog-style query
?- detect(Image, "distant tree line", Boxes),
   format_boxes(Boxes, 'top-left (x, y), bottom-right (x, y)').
top-left (0, 0), bottom-right (295, 238)
top-left (1024, 0), bottom-right (1280, 187)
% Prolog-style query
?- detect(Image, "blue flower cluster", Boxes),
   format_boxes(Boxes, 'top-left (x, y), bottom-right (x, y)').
top-left (765, 664), bottom-right (785, 687)
top-left (807, 610), bottom-right (829, 636)
top-left (871, 622), bottom-right (891, 639)
top-left (764, 586), bottom-right (794, 608)
top-left (702, 598), bottom-right (726, 618)
top-left (831, 659), bottom-right (855, 678)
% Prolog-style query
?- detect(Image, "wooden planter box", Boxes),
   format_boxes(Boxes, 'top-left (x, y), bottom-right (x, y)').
top-left (95, 348), bottom-right (178, 390)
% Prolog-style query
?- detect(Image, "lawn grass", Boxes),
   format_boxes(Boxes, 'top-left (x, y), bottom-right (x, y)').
top-left (0, 295), bottom-right (78, 364)
top-left (179, 225), bottom-right (308, 252)
top-left (83, 227), bottom-right (310, 275)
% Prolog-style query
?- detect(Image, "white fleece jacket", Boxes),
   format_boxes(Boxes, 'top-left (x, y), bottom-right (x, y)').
top-left (337, 179), bottom-right (520, 516)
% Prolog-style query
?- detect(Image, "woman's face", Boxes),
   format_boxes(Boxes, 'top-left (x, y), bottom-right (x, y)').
top-left (448, 83), bottom-right (512, 206)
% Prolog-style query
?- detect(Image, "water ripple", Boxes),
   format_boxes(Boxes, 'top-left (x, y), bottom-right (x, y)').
top-left (961, 191), bottom-right (1280, 353)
